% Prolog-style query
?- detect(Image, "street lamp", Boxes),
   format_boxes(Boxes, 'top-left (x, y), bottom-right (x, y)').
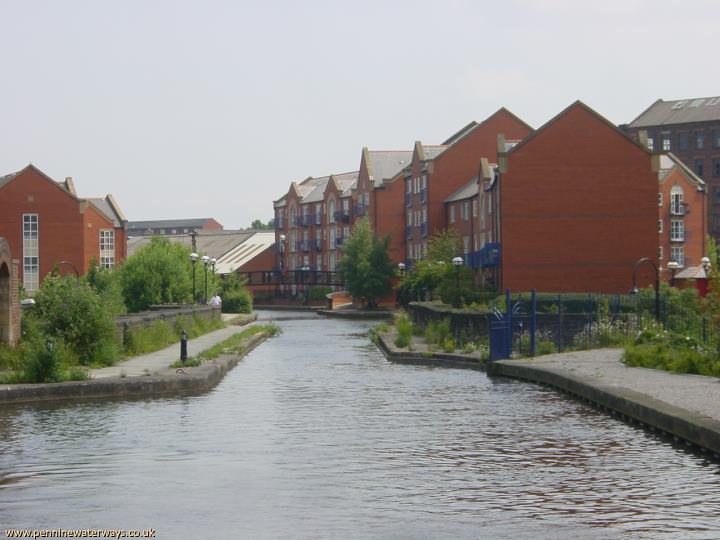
top-left (667, 261), bottom-right (679, 287)
top-left (452, 256), bottom-right (464, 289)
top-left (201, 255), bottom-right (210, 303)
top-left (210, 258), bottom-right (217, 292)
top-left (56, 260), bottom-right (80, 284)
top-left (398, 262), bottom-right (406, 277)
top-left (701, 256), bottom-right (712, 275)
top-left (301, 265), bottom-right (310, 305)
top-left (190, 252), bottom-right (198, 304)
top-left (629, 257), bottom-right (660, 323)
top-left (278, 234), bottom-right (286, 272)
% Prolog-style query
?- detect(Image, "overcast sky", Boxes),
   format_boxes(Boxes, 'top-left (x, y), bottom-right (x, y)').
top-left (1, 0), bottom-right (717, 229)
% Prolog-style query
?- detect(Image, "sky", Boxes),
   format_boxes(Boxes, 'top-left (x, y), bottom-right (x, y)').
top-left (1, 0), bottom-right (718, 229)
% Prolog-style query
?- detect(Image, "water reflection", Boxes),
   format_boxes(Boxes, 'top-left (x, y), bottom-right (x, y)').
top-left (1, 311), bottom-right (719, 539)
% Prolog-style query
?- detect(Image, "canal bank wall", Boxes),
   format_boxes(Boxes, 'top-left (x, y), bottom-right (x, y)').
top-left (376, 332), bottom-right (720, 456)
top-left (487, 354), bottom-right (720, 457)
top-left (0, 333), bottom-right (269, 405)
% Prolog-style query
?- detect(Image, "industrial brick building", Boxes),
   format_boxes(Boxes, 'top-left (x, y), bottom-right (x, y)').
top-left (0, 164), bottom-right (127, 293)
top-left (622, 96), bottom-right (720, 238)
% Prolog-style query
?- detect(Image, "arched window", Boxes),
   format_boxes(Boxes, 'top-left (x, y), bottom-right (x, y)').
top-left (328, 199), bottom-right (336, 224)
top-left (670, 186), bottom-right (684, 215)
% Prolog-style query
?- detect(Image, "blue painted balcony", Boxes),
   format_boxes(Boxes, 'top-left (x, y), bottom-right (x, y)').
top-left (405, 193), bottom-right (412, 207)
top-left (420, 222), bottom-right (428, 237)
top-left (354, 204), bottom-right (366, 217)
top-left (465, 243), bottom-right (501, 269)
top-left (335, 236), bottom-right (344, 247)
top-left (301, 214), bottom-right (314, 227)
top-left (419, 188), bottom-right (427, 203)
top-left (405, 226), bottom-right (413, 239)
top-left (333, 211), bottom-right (350, 224)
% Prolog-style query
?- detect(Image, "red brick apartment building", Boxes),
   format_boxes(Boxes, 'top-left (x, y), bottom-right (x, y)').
top-left (622, 97), bottom-right (720, 239)
top-left (0, 164), bottom-right (127, 293)
top-left (273, 171), bottom-right (357, 273)
top-left (404, 109), bottom-right (533, 262)
top-left (353, 148), bottom-right (412, 264)
top-left (498, 101), bottom-right (667, 293)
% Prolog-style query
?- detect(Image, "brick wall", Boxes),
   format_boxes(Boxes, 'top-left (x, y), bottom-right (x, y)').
top-left (115, 305), bottom-right (219, 345)
top-left (501, 103), bottom-right (659, 293)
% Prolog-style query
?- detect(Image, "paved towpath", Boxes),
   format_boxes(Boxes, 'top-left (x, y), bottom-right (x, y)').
top-left (496, 348), bottom-right (720, 421)
top-left (92, 313), bottom-right (256, 379)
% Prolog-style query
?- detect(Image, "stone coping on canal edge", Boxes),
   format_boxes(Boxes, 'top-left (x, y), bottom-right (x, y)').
top-left (487, 349), bottom-right (720, 457)
top-left (0, 333), bottom-right (268, 405)
top-left (376, 330), bottom-right (486, 370)
top-left (317, 309), bottom-right (395, 320)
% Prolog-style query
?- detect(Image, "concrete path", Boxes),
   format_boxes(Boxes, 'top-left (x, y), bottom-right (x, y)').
top-left (499, 348), bottom-right (720, 421)
top-left (92, 315), bottom-right (256, 379)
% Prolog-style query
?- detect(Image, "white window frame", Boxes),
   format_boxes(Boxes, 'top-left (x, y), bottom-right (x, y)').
top-left (23, 213), bottom-right (39, 292)
top-left (670, 246), bottom-right (684, 267)
top-left (670, 220), bottom-right (684, 241)
top-left (99, 229), bottom-right (115, 269)
top-left (449, 206), bottom-right (456, 224)
top-left (658, 220), bottom-right (663, 234)
top-left (670, 187), bottom-right (684, 215)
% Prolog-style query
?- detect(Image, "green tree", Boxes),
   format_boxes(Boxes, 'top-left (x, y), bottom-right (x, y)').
top-left (120, 237), bottom-right (194, 312)
top-left (398, 230), bottom-right (463, 301)
top-left (337, 218), bottom-right (394, 308)
top-left (30, 275), bottom-right (119, 366)
top-left (85, 260), bottom-right (126, 316)
top-left (218, 272), bottom-right (253, 313)
top-left (249, 218), bottom-right (275, 230)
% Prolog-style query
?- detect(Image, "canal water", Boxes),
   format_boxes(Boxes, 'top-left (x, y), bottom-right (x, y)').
top-left (1, 311), bottom-right (719, 539)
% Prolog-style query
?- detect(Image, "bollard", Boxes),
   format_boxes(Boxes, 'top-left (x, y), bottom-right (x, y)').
top-left (180, 329), bottom-right (188, 363)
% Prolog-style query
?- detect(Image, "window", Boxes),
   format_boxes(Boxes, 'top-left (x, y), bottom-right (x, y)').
top-left (714, 130), bottom-right (720, 149)
top-left (658, 246), bottom-right (663, 260)
top-left (658, 219), bottom-right (663, 233)
top-left (421, 175), bottom-right (427, 189)
top-left (449, 206), bottom-right (456, 224)
top-left (99, 230), bottom-right (115, 269)
top-left (472, 199), bottom-right (478, 218)
top-left (671, 246), bottom-right (685, 267)
top-left (670, 186), bottom-right (684, 214)
top-left (647, 138), bottom-right (654, 151)
top-left (658, 193), bottom-right (663, 207)
top-left (405, 180), bottom-right (412, 194)
top-left (407, 210), bottom-right (412, 226)
top-left (22, 213), bottom-right (39, 292)
top-left (421, 207), bottom-right (427, 224)
top-left (670, 220), bottom-right (684, 241)
top-left (329, 228), bottom-right (336, 249)
top-left (661, 135), bottom-right (671, 151)
top-left (696, 159), bottom-right (705, 177)
top-left (328, 199), bottom-right (336, 223)
top-left (696, 132), bottom-right (705, 150)
top-left (463, 236), bottom-right (470, 254)
top-left (714, 158), bottom-right (720, 177)
top-left (678, 132), bottom-right (689, 151)
top-left (461, 202), bottom-right (469, 221)
top-left (715, 187), bottom-right (720, 205)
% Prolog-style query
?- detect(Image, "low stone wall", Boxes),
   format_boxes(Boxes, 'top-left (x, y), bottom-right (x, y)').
top-left (375, 331), bottom-right (486, 371)
top-left (115, 305), bottom-right (220, 345)
top-left (0, 332), bottom-right (267, 405)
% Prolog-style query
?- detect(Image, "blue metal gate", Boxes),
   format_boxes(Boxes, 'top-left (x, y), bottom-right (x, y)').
top-left (489, 289), bottom-right (537, 361)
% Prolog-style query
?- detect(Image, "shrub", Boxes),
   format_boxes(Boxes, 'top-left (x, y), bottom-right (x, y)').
top-left (394, 312), bottom-right (413, 348)
top-left (441, 336), bottom-right (456, 353)
top-left (218, 273), bottom-right (253, 313)
top-left (425, 318), bottom-right (452, 345)
top-left (308, 286), bottom-right (332, 302)
top-left (29, 275), bottom-right (119, 366)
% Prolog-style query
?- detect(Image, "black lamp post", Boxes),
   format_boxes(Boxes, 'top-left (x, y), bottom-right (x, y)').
top-left (398, 262), bottom-right (406, 277)
top-left (452, 256), bottom-right (463, 289)
top-left (629, 257), bottom-right (660, 323)
top-left (190, 252), bottom-right (198, 304)
top-left (667, 260), bottom-right (679, 287)
top-left (210, 258), bottom-right (217, 292)
top-left (278, 234), bottom-right (286, 272)
top-left (302, 265), bottom-right (310, 305)
top-left (201, 255), bottom-right (210, 303)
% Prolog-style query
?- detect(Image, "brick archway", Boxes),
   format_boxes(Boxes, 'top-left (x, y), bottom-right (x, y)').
top-left (0, 238), bottom-right (19, 346)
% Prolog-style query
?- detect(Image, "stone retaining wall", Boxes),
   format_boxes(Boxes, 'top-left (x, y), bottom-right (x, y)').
top-left (115, 305), bottom-right (220, 345)
top-left (0, 332), bottom-right (267, 405)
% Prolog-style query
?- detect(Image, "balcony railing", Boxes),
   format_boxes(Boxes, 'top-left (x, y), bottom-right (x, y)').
top-left (315, 213), bottom-right (322, 225)
top-left (419, 188), bottom-right (427, 203)
top-left (335, 236), bottom-right (344, 247)
top-left (420, 222), bottom-right (428, 237)
top-left (301, 214), bottom-right (314, 227)
top-left (405, 193), bottom-right (412, 207)
top-left (354, 204), bottom-right (366, 217)
top-left (464, 243), bottom-right (501, 269)
top-left (405, 225), bottom-right (413, 239)
top-left (670, 202), bottom-right (689, 216)
top-left (333, 211), bottom-right (350, 224)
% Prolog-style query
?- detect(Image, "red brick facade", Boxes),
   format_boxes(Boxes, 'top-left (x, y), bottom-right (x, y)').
top-left (500, 102), bottom-right (660, 293)
top-left (0, 237), bottom-right (20, 346)
top-left (0, 165), bottom-right (127, 292)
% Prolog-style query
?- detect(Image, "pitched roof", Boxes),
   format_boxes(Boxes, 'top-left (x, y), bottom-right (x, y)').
top-left (658, 153), bottom-right (706, 188)
top-left (506, 100), bottom-right (651, 157)
top-left (367, 151), bottom-right (412, 188)
top-left (444, 177), bottom-right (479, 203)
top-left (127, 229), bottom-right (255, 259)
top-left (422, 145), bottom-right (447, 160)
top-left (627, 96), bottom-right (720, 128)
top-left (328, 171), bottom-right (358, 198)
top-left (127, 218), bottom-right (217, 231)
top-left (87, 197), bottom-right (125, 227)
top-left (0, 171), bottom-right (20, 189)
top-left (214, 231), bottom-right (275, 274)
